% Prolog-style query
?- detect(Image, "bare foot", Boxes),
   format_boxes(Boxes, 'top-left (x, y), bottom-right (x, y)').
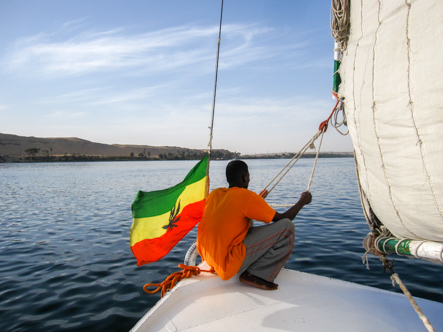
top-left (239, 271), bottom-right (278, 290)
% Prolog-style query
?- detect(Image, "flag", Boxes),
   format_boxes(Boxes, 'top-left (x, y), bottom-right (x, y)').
top-left (130, 155), bottom-right (209, 266)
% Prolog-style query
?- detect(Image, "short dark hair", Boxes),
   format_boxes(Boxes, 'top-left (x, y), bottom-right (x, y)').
top-left (226, 160), bottom-right (248, 185)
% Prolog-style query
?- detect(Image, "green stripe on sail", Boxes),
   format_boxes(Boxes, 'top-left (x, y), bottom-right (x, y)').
top-left (131, 155), bottom-right (208, 218)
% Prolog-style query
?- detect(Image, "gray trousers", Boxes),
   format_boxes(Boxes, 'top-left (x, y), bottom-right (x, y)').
top-left (238, 218), bottom-right (295, 282)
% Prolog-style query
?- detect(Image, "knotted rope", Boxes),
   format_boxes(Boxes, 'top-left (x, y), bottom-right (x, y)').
top-left (143, 264), bottom-right (215, 298)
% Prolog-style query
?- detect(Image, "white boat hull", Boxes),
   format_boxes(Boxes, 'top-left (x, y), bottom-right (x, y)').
top-left (132, 267), bottom-right (443, 331)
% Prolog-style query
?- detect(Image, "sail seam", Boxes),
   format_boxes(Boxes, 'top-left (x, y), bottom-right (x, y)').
top-left (405, 0), bottom-right (443, 220)
top-left (351, 0), bottom-right (372, 211)
top-left (372, 0), bottom-right (418, 238)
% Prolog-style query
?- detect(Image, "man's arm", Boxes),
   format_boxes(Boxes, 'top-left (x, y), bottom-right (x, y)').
top-left (272, 191), bottom-right (312, 221)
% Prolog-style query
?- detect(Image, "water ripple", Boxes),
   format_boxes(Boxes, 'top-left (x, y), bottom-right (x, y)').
top-left (0, 160), bottom-right (441, 331)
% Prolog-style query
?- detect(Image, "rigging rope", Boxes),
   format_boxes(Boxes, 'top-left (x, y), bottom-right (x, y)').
top-left (208, 0), bottom-right (224, 153)
top-left (390, 273), bottom-right (436, 332)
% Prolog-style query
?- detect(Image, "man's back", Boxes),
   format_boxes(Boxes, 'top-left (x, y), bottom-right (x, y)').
top-left (197, 187), bottom-right (275, 280)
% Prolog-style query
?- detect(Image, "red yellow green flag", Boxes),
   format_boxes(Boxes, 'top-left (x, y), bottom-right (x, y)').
top-left (130, 155), bottom-right (209, 266)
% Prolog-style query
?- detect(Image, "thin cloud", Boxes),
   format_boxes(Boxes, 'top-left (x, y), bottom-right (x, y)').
top-left (4, 26), bottom-right (212, 76)
top-left (0, 104), bottom-right (11, 112)
top-left (3, 22), bottom-right (307, 78)
top-left (49, 110), bottom-right (88, 119)
top-left (40, 88), bottom-right (109, 104)
top-left (89, 85), bottom-right (170, 105)
top-left (62, 18), bottom-right (89, 31)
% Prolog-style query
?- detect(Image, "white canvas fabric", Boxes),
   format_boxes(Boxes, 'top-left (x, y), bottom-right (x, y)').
top-left (339, 0), bottom-right (443, 241)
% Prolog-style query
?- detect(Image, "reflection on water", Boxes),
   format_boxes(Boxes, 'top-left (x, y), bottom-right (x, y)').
top-left (0, 159), bottom-right (441, 331)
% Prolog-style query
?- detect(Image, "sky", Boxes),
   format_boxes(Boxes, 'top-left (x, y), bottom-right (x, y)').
top-left (0, 0), bottom-right (353, 155)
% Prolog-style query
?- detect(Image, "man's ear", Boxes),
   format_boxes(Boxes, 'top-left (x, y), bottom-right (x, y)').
top-left (241, 175), bottom-right (248, 187)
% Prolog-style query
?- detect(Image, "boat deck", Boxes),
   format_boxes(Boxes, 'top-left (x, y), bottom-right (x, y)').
top-left (132, 267), bottom-right (443, 331)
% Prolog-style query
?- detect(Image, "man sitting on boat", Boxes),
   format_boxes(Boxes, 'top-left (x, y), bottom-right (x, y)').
top-left (197, 160), bottom-right (312, 290)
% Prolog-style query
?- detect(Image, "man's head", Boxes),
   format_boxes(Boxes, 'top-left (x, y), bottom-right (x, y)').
top-left (226, 160), bottom-right (250, 188)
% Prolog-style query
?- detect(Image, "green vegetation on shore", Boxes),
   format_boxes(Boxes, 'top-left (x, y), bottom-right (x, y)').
top-left (0, 133), bottom-right (353, 163)
top-left (0, 149), bottom-right (239, 163)
top-left (0, 151), bottom-right (353, 163)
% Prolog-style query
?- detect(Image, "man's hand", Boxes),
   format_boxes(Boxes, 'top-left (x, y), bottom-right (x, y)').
top-left (299, 191), bottom-right (312, 205)
top-left (272, 191), bottom-right (312, 222)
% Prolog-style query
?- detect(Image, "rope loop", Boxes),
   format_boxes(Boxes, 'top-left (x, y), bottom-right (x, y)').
top-left (143, 264), bottom-right (215, 298)
top-left (320, 98), bottom-right (348, 136)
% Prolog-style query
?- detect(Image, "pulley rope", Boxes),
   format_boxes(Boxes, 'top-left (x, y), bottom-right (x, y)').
top-left (307, 129), bottom-right (325, 192)
top-left (264, 129), bottom-right (323, 196)
top-left (267, 129), bottom-right (324, 208)
top-left (265, 99), bottom-right (341, 207)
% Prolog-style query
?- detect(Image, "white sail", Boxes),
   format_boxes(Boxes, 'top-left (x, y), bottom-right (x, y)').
top-left (339, 0), bottom-right (443, 242)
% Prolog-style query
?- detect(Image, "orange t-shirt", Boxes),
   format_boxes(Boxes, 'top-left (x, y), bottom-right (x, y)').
top-left (197, 187), bottom-right (276, 280)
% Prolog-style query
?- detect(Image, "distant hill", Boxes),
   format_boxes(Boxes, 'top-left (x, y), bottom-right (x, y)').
top-left (0, 133), bottom-right (235, 161)
top-left (0, 133), bottom-right (353, 162)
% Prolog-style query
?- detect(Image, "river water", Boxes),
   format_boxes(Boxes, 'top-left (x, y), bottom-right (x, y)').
top-left (0, 158), bottom-right (441, 331)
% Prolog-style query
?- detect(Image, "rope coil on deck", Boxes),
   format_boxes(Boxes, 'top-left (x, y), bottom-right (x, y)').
top-left (143, 264), bottom-right (215, 298)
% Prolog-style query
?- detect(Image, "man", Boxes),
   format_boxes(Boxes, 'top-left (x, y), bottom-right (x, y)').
top-left (197, 160), bottom-right (312, 290)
